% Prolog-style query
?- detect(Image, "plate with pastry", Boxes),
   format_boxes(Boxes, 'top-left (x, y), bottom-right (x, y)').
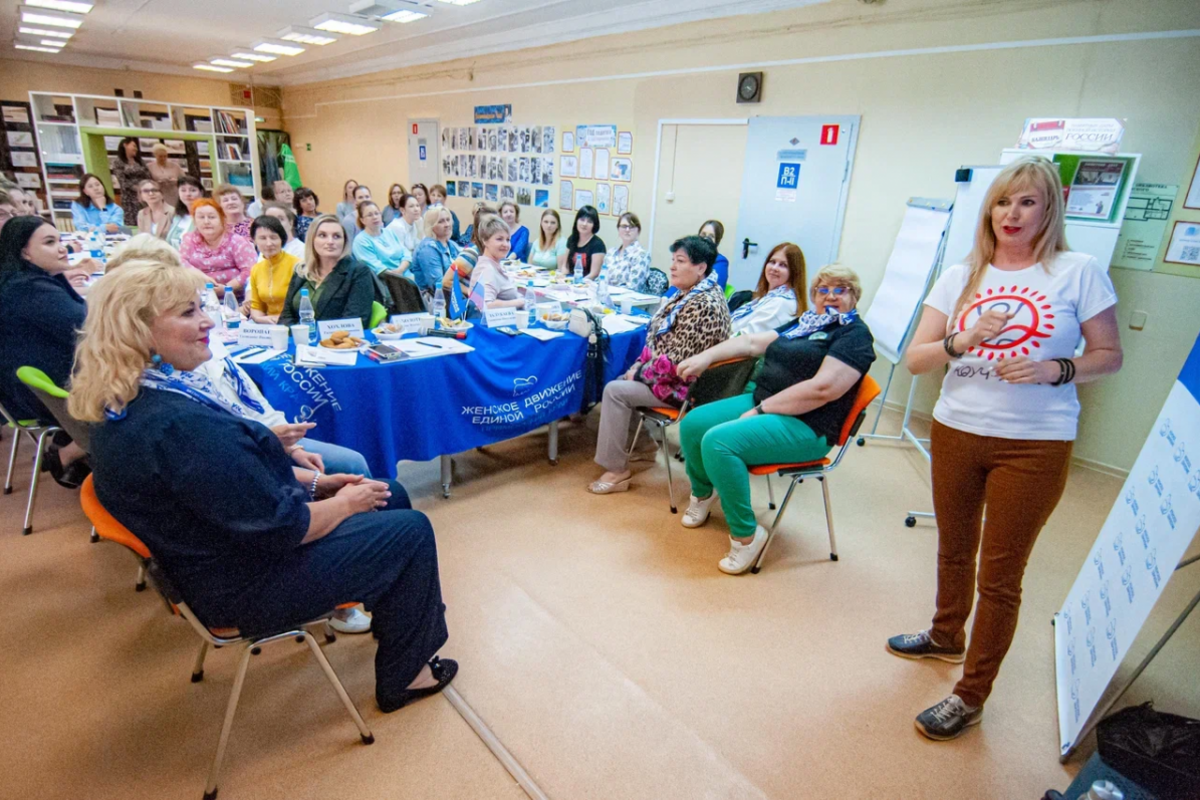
top-left (319, 330), bottom-right (366, 350)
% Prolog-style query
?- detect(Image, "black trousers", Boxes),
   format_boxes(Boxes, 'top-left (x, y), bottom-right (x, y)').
top-left (231, 481), bottom-right (448, 702)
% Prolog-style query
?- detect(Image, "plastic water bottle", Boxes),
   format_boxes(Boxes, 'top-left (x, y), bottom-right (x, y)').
top-left (298, 288), bottom-right (317, 344)
top-left (573, 267), bottom-right (584, 288)
top-left (88, 228), bottom-right (104, 259)
top-left (526, 281), bottom-right (537, 326)
top-left (430, 288), bottom-right (446, 320)
top-left (202, 283), bottom-right (221, 327)
top-left (222, 287), bottom-right (240, 329)
top-left (596, 276), bottom-right (612, 308)
top-left (1076, 781), bottom-right (1123, 800)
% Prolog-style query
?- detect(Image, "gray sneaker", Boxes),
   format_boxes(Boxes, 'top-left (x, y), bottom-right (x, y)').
top-left (914, 694), bottom-right (982, 741)
top-left (886, 629), bottom-right (966, 663)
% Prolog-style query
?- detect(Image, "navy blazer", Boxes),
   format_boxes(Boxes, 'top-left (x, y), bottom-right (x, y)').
top-left (0, 264), bottom-right (86, 422)
top-left (277, 256), bottom-right (376, 328)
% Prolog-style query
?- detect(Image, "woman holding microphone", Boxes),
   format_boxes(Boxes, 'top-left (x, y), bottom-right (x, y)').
top-left (887, 156), bottom-right (1123, 740)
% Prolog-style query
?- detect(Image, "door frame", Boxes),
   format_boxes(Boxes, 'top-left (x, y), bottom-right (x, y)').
top-left (406, 117), bottom-right (440, 186)
top-left (647, 118), bottom-right (748, 253)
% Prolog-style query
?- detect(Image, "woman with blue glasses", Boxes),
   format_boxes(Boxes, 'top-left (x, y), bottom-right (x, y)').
top-left (673, 265), bottom-right (876, 575)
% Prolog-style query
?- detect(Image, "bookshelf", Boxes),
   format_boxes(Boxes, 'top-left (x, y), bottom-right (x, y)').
top-left (0, 100), bottom-right (49, 218)
top-left (28, 92), bottom-right (260, 223)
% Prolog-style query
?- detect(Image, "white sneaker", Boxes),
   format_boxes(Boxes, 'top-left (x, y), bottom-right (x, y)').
top-left (718, 526), bottom-right (768, 575)
top-left (328, 607), bottom-right (372, 634)
top-left (681, 493), bottom-right (717, 528)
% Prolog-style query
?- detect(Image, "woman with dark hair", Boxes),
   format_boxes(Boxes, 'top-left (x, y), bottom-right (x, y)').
top-left (410, 183), bottom-right (430, 217)
top-left (165, 176), bottom-right (204, 250)
top-left (528, 209), bottom-right (566, 270)
top-left (0, 217), bottom-right (90, 486)
top-left (111, 137), bottom-right (151, 226)
top-left (248, 215), bottom-right (298, 325)
top-left (699, 219), bottom-right (730, 289)
top-left (71, 173), bottom-right (124, 234)
top-left (264, 203), bottom-right (306, 259)
top-left (606, 212), bottom-right (651, 291)
top-left (565, 205), bottom-right (605, 279)
top-left (730, 242), bottom-right (807, 335)
top-left (336, 179), bottom-right (359, 220)
top-left (352, 201), bottom-right (412, 277)
top-left (293, 187), bottom-right (320, 242)
top-left (381, 183), bottom-right (407, 227)
top-left (384, 192), bottom-right (424, 254)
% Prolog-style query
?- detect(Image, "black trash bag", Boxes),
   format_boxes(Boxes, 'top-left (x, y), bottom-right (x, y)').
top-left (1097, 701), bottom-right (1200, 800)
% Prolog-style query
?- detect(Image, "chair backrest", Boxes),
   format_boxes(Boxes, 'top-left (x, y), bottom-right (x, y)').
top-left (381, 273), bottom-right (426, 314)
top-left (644, 268), bottom-right (668, 297)
top-left (727, 289), bottom-right (754, 313)
top-left (724, 283), bottom-right (736, 301)
top-left (834, 374), bottom-right (882, 447)
top-left (17, 366), bottom-right (91, 451)
top-left (80, 474), bottom-right (152, 559)
top-left (369, 300), bottom-right (388, 328)
top-left (689, 357), bottom-right (758, 409)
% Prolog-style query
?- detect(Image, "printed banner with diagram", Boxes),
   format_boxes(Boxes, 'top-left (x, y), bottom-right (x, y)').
top-left (1053, 331), bottom-right (1200, 756)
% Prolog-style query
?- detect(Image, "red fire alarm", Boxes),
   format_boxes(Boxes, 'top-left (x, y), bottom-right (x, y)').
top-left (412, 123), bottom-right (418, 135)
top-left (820, 124), bottom-right (839, 145)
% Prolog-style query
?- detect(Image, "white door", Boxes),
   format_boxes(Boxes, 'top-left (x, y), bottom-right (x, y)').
top-left (407, 119), bottom-right (439, 188)
top-left (730, 116), bottom-right (860, 289)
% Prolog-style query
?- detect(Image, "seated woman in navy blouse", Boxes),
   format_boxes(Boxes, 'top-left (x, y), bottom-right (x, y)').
top-left (71, 260), bottom-right (456, 711)
top-left (0, 217), bottom-right (92, 486)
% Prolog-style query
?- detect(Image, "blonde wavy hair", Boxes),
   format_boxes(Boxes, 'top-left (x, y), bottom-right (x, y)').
top-left (951, 156), bottom-right (1068, 326)
top-left (810, 263), bottom-right (862, 306)
top-left (298, 214), bottom-right (347, 281)
top-left (106, 234), bottom-right (183, 271)
top-left (69, 259), bottom-right (205, 423)
top-left (423, 206), bottom-right (450, 235)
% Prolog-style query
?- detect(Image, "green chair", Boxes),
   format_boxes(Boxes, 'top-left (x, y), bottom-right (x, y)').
top-left (369, 301), bottom-right (388, 329)
top-left (724, 283), bottom-right (736, 301)
top-left (1, 375), bottom-right (63, 536)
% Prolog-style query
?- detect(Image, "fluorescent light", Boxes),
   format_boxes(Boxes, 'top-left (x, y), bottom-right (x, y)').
top-left (194, 63), bottom-right (233, 73)
top-left (15, 43), bottom-right (63, 52)
top-left (231, 50), bottom-right (276, 62)
top-left (24, 0), bottom-right (93, 12)
top-left (19, 26), bottom-right (73, 38)
top-left (310, 12), bottom-right (380, 36)
top-left (436, 0), bottom-right (483, 5)
top-left (349, 1), bottom-right (430, 22)
top-left (252, 38), bottom-right (305, 56)
top-left (40, 38), bottom-right (67, 46)
top-left (279, 26), bottom-right (339, 45)
top-left (19, 6), bottom-right (85, 28)
top-left (210, 57), bottom-right (253, 68)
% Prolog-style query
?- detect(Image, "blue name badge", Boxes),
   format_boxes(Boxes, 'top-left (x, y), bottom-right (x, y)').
top-left (808, 331), bottom-right (829, 341)
top-left (777, 162), bottom-right (801, 189)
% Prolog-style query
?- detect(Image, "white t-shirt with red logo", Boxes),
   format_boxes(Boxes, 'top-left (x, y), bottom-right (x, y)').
top-left (923, 251), bottom-right (1117, 441)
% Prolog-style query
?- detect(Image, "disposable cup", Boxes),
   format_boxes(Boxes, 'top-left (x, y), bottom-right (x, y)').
top-left (620, 297), bottom-right (635, 315)
top-left (268, 325), bottom-right (289, 350)
top-left (290, 324), bottom-right (310, 344)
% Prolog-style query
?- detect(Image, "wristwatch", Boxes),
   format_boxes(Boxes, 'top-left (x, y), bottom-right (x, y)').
top-left (753, 403), bottom-right (765, 415)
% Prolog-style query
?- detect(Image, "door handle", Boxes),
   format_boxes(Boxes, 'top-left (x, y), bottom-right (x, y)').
top-left (742, 238), bottom-right (757, 259)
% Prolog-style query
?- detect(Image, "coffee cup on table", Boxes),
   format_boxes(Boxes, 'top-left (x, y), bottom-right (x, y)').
top-left (290, 324), bottom-right (310, 345)
top-left (268, 325), bottom-right (289, 351)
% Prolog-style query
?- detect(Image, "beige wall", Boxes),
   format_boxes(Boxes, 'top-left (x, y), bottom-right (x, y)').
top-left (0, 59), bottom-right (283, 128)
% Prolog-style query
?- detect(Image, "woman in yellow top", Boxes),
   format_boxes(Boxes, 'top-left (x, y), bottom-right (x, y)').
top-left (247, 215), bottom-right (298, 324)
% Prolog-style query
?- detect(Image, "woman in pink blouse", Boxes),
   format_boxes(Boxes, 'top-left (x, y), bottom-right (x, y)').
top-left (179, 197), bottom-right (256, 298)
top-left (216, 183), bottom-right (252, 239)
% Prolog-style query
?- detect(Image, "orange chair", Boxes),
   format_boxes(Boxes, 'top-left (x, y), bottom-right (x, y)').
top-left (630, 357), bottom-right (759, 513)
top-left (81, 475), bottom-right (374, 800)
top-left (747, 375), bottom-right (882, 573)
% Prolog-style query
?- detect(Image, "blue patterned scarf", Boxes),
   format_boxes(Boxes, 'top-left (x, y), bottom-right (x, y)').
top-left (730, 286), bottom-right (796, 322)
top-left (655, 273), bottom-right (719, 339)
top-left (782, 308), bottom-right (858, 339)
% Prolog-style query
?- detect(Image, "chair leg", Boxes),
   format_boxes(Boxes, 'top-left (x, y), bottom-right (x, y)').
top-left (766, 474), bottom-right (775, 510)
top-left (626, 416), bottom-right (645, 459)
top-left (89, 525), bottom-right (99, 544)
top-left (192, 640), bottom-right (210, 682)
top-left (23, 428), bottom-right (54, 535)
top-left (301, 631), bottom-right (374, 745)
top-left (4, 427), bottom-right (18, 495)
top-left (135, 563), bottom-right (147, 592)
top-left (659, 424), bottom-right (677, 514)
top-left (820, 476), bottom-right (838, 561)
top-left (752, 477), bottom-right (800, 574)
top-left (203, 644), bottom-right (254, 800)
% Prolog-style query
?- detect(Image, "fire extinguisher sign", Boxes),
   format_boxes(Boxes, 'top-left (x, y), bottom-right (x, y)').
top-left (820, 124), bottom-right (839, 146)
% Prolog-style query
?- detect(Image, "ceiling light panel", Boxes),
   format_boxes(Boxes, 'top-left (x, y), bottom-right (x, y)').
top-left (436, 0), bottom-right (484, 5)
top-left (279, 26), bottom-right (339, 45)
top-left (19, 26), bottom-right (73, 38)
top-left (231, 50), bottom-right (276, 62)
top-left (349, 0), bottom-right (430, 23)
top-left (24, 0), bottom-right (93, 13)
top-left (19, 7), bottom-right (86, 28)
top-left (15, 43), bottom-right (63, 52)
top-left (310, 12), bottom-right (380, 36)
top-left (210, 57), bottom-right (253, 68)
top-left (252, 38), bottom-right (306, 56)
top-left (194, 63), bottom-right (233, 73)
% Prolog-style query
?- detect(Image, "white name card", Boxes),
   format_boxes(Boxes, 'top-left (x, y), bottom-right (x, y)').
top-left (485, 307), bottom-right (519, 328)
top-left (317, 318), bottom-right (365, 339)
top-left (237, 323), bottom-right (275, 347)
top-left (390, 314), bottom-right (427, 335)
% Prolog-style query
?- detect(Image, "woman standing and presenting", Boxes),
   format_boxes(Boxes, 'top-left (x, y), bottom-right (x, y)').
top-left (71, 173), bottom-right (124, 234)
top-left (179, 198), bottom-right (256, 298)
top-left (165, 175), bottom-right (204, 250)
top-left (887, 157), bottom-right (1122, 741)
top-left (381, 183), bottom-right (407, 226)
top-left (564, 205), bottom-right (605, 279)
top-left (279, 214), bottom-right (376, 329)
top-left (336, 179), bottom-right (359, 220)
top-left (135, 180), bottom-right (175, 239)
top-left (147, 143), bottom-right (184, 209)
top-left (111, 137), bottom-right (151, 226)
top-left (498, 201), bottom-right (530, 263)
top-left (729, 243), bottom-right (806, 335)
top-left (293, 187), bottom-right (320, 242)
top-left (528, 209), bottom-right (567, 270)
top-left (605, 212), bottom-right (651, 291)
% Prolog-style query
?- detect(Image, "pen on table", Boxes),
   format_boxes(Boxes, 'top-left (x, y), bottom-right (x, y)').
top-left (414, 341), bottom-right (443, 350)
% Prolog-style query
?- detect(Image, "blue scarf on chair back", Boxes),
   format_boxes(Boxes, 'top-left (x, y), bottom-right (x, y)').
top-left (782, 308), bottom-right (858, 339)
top-left (655, 273), bottom-right (719, 339)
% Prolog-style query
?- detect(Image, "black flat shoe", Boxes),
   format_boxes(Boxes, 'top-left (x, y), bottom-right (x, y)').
top-left (55, 457), bottom-right (91, 490)
top-left (378, 656), bottom-right (458, 714)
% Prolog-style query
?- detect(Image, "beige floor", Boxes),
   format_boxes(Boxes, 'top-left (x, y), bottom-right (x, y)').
top-left (2, 409), bottom-right (1197, 800)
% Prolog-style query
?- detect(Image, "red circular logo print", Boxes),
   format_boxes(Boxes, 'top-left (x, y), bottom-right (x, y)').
top-left (957, 285), bottom-right (1055, 361)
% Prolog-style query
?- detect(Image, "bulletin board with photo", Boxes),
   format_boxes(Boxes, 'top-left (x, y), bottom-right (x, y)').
top-left (557, 124), bottom-right (634, 219)
top-left (440, 123), bottom-right (557, 213)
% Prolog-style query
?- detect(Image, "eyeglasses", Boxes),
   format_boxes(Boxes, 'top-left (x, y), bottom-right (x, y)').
top-left (617, 224), bottom-right (637, 231)
top-left (816, 286), bottom-right (849, 296)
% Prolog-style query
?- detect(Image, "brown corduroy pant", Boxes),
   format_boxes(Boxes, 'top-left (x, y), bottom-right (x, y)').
top-left (928, 419), bottom-right (1073, 708)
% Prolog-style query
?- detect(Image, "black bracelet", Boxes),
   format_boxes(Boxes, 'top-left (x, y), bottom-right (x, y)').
top-left (1051, 358), bottom-right (1076, 386)
top-left (943, 333), bottom-right (963, 359)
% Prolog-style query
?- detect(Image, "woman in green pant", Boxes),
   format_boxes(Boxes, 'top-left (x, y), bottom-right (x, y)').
top-left (675, 265), bottom-right (875, 575)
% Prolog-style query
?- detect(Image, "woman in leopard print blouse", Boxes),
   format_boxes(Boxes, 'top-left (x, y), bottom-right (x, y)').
top-left (588, 235), bottom-right (731, 495)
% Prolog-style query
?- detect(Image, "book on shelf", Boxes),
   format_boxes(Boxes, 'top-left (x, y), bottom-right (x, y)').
top-left (95, 108), bottom-right (120, 127)
top-left (120, 104), bottom-right (140, 128)
top-left (223, 143), bottom-right (243, 161)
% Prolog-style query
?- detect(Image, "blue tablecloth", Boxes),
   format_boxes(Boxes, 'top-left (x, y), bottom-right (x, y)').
top-left (242, 325), bottom-right (647, 477)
